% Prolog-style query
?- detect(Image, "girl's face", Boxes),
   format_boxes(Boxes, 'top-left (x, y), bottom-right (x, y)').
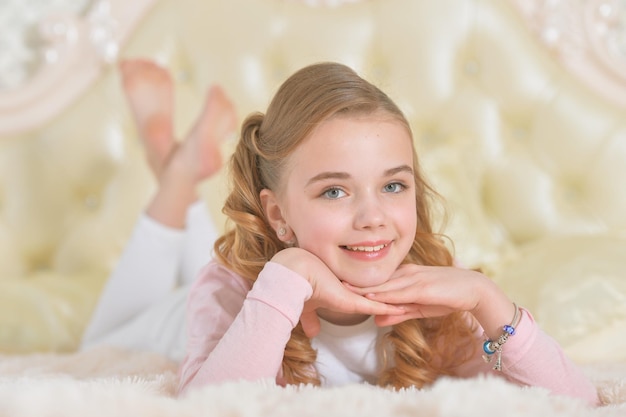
top-left (277, 114), bottom-right (417, 288)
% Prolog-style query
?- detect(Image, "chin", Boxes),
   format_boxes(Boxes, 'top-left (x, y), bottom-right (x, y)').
top-left (339, 270), bottom-right (393, 288)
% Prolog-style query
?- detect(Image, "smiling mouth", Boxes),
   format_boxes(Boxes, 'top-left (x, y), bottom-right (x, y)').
top-left (343, 244), bottom-right (388, 252)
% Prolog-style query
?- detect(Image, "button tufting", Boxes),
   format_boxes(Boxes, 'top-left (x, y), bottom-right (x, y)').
top-left (32, 260), bottom-right (50, 273)
top-left (512, 126), bottom-right (528, 140)
top-left (84, 195), bottom-right (100, 210)
top-left (561, 184), bottom-right (584, 204)
top-left (420, 130), bottom-right (438, 145)
top-left (177, 69), bottom-right (191, 83)
top-left (464, 59), bottom-right (480, 76)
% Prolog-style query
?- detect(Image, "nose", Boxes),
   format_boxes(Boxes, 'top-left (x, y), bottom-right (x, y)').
top-left (353, 193), bottom-right (387, 230)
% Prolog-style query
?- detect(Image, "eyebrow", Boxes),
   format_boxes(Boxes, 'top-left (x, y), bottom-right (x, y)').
top-left (385, 164), bottom-right (414, 177)
top-left (306, 164), bottom-right (414, 186)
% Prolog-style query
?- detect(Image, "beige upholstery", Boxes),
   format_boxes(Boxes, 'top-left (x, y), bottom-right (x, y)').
top-left (1, 0), bottom-right (625, 363)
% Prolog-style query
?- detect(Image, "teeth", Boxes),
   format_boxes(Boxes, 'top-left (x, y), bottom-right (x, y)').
top-left (345, 244), bottom-right (387, 252)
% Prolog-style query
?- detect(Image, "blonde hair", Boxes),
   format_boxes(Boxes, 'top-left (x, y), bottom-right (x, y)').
top-left (214, 62), bottom-right (475, 388)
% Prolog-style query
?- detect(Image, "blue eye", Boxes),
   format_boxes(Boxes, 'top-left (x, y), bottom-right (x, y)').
top-left (384, 182), bottom-right (405, 193)
top-left (323, 188), bottom-right (346, 199)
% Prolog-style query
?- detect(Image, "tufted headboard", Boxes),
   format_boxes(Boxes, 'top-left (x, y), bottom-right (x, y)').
top-left (1, 0), bottom-right (625, 362)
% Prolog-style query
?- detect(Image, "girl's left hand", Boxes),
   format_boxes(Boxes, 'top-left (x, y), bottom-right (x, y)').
top-left (344, 264), bottom-right (512, 334)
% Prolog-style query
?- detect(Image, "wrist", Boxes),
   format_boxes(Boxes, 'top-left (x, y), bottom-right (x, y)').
top-left (480, 303), bottom-right (522, 371)
top-left (253, 261), bottom-right (313, 327)
top-left (271, 248), bottom-right (308, 273)
top-left (270, 248), bottom-right (317, 293)
top-left (470, 275), bottom-right (516, 341)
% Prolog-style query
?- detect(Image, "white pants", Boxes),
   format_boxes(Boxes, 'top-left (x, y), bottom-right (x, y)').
top-left (80, 201), bottom-right (217, 362)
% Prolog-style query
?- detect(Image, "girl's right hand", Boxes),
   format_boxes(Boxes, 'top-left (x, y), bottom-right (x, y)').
top-left (269, 247), bottom-right (404, 337)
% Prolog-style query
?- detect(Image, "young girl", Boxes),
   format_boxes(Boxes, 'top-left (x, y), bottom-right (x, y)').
top-left (80, 59), bottom-right (237, 361)
top-left (177, 62), bottom-right (598, 405)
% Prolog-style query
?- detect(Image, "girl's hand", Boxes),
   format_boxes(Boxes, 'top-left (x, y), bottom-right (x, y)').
top-left (345, 264), bottom-right (515, 340)
top-left (270, 248), bottom-right (405, 337)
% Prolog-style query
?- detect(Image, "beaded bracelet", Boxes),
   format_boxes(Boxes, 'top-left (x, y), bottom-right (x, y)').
top-left (482, 303), bottom-right (521, 371)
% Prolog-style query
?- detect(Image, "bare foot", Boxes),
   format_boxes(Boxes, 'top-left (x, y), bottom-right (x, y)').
top-left (119, 59), bottom-right (175, 176)
top-left (177, 84), bottom-right (238, 181)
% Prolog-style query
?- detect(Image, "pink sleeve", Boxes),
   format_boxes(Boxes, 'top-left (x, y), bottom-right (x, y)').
top-left (456, 309), bottom-right (599, 406)
top-left (177, 261), bottom-right (312, 395)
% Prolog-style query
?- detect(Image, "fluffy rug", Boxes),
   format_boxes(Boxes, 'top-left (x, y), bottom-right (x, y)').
top-left (0, 347), bottom-right (625, 417)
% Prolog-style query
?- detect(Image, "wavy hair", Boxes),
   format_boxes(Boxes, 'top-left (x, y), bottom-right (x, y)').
top-left (214, 62), bottom-right (476, 388)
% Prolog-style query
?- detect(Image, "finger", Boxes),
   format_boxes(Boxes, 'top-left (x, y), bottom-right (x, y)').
top-left (364, 288), bottom-right (421, 304)
top-left (343, 279), bottom-right (412, 296)
top-left (374, 309), bottom-right (430, 327)
top-left (348, 295), bottom-right (405, 316)
top-left (375, 314), bottom-right (406, 327)
top-left (300, 311), bottom-right (321, 338)
top-left (374, 305), bottom-right (452, 327)
top-left (374, 313), bottom-right (420, 327)
top-left (341, 281), bottom-right (371, 296)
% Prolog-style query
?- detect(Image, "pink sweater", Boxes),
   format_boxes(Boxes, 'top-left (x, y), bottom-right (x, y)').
top-left (178, 261), bottom-right (598, 405)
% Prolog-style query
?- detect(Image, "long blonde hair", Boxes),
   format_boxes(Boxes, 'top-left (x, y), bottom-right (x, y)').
top-left (214, 62), bottom-right (475, 388)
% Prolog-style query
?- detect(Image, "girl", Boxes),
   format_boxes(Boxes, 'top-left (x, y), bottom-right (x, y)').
top-left (177, 62), bottom-right (598, 405)
top-left (80, 59), bottom-right (237, 361)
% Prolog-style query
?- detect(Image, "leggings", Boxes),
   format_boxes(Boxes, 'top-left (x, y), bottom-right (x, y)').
top-left (80, 201), bottom-right (217, 362)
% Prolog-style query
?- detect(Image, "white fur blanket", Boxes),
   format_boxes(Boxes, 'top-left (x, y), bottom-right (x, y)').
top-left (0, 347), bottom-right (624, 416)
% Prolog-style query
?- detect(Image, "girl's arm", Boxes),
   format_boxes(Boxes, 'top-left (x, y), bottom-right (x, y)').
top-left (457, 309), bottom-right (599, 406)
top-left (177, 261), bottom-right (312, 394)
top-left (345, 264), bottom-right (599, 405)
top-left (178, 248), bottom-right (404, 394)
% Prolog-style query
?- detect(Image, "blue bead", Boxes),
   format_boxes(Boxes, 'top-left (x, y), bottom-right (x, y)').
top-left (483, 340), bottom-right (495, 355)
top-left (503, 325), bottom-right (516, 335)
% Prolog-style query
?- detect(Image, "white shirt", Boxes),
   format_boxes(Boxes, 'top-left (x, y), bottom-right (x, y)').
top-left (312, 316), bottom-right (391, 386)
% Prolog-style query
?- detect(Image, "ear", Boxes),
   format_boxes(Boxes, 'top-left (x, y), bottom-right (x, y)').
top-left (260, 188), bottom-right (294, 243)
